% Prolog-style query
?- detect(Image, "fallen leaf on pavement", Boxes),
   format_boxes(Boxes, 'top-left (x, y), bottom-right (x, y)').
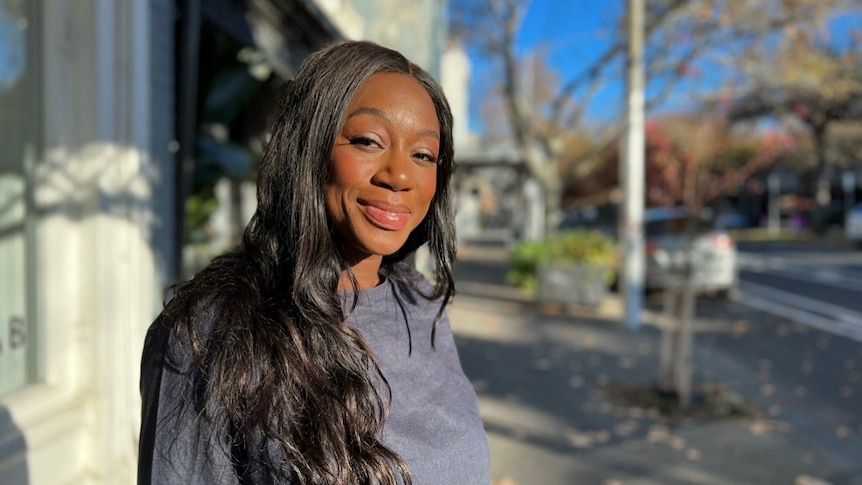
top-left (795, 475), bottom-right (832, 485)
top-left (836, 425), bottom-right (853, 439)
top-left (493, 478), bottom-right (518, 485)
top-left (731, 319), bottom-right (749, 337)
top-left (749, 419), bottom-right (776, 435)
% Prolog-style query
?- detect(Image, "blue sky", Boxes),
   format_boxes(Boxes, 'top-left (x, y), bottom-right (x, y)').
top-left (518, 0), bottom-right (621, 60)
top-left (0, 5), bottom-right (26, 90)
top-left (466, 0), bottom-right (625, 133)
top-left (464, 0), bottom-right (862, 135)
top-left (519, 0), bottom-right (626, 120)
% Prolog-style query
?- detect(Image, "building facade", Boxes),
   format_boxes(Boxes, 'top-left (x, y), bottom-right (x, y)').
top-left (0, 0), bottom-right (473, 483)
top-left (0, 1), bottom-right (358, 484)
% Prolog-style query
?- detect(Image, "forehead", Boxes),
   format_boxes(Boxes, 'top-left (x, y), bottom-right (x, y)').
top-left (346, 72), bottom-right (437, 119)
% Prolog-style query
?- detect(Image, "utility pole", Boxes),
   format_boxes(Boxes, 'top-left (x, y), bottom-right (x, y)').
top-left (621, 0), bottom-right (645, 330)
top-left (768, 171), bottom-right (781, 236)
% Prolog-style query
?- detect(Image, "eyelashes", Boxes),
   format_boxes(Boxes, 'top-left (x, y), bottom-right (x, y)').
top-left (415, 152), bottom-right (439, 164)
top-left (348, 136), bottom-right (378, 147)
top-left (346, 136), bottom-right (439, 165)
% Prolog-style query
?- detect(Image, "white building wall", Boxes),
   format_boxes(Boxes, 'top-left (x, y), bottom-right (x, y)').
top-left (441, 40), bottom-right (475, 151)
top-left (314, 0), bottom-right (365, 39)
top-left (0, 0), bottom-right (446, 483)
top-left (0, 1), bottom-right (172, 484)
top-left (348, 0), bottom-right (446, 78)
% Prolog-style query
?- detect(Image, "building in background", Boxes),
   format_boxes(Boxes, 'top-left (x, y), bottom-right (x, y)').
top-left (0, 1), bottom-right (358, 483)
top-left (349, 0), bottom-right (447, 79)
top-left (347, 0), bottom-right (473, 150)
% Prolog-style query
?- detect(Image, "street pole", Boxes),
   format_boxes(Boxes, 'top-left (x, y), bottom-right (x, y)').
top-left (768, 171), bottom-right (780, 236)
top-left (843, 170), bottom-right (856, 216)
top-left (621, 0), bottom-right (646, 331)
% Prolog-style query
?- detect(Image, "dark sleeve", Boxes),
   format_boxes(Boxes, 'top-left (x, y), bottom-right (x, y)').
top-left (137, 314), bottom-right (239, 485)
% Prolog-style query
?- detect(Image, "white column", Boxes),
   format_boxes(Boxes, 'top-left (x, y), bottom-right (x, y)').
top-left (91, 1), bottom-right (160, 482)
top-left (621, 0), bottom-right (646, 331)
top-left (3, 1), bottom-right (167, 484)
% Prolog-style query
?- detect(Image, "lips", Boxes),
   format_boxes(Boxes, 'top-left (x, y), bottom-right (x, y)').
top-left (358, 200), bottom-right (411, 231)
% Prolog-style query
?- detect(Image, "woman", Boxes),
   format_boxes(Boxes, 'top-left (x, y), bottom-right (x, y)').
top-left (138, 41), bottom-right (490, 484)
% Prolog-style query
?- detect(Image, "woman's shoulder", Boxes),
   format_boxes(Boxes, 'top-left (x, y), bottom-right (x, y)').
top-left (160, 250), bottom-right (265, 343)
top-left (169, 251), bottom-right (263, 308)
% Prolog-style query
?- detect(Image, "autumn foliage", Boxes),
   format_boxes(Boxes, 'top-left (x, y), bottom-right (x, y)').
top-left (563, 114), bottom-right (796, 211)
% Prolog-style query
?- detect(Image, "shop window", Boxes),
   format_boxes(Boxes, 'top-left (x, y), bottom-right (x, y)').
top-left (0, 0), bottom-right (38, 396)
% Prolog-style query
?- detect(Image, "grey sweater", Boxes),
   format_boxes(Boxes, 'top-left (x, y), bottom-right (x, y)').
top-left (138, 268), bottom-right (490, 484)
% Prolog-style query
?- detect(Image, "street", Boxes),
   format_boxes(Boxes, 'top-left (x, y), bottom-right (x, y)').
top-left (736, 240), bottom-right (862, 342)
top-left (451, 236), bottom-right (862, 484)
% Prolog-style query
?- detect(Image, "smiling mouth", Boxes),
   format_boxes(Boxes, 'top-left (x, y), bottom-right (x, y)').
top-left (359, 201), bottom-right (410, 231)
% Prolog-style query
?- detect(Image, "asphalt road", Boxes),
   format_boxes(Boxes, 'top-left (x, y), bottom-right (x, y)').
top-left (699, 239), bottom-right (862, 480)
top-left (736, 240), bottom-right (862, 342)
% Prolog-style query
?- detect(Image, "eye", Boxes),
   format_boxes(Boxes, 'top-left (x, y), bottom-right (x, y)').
top-left (414, 152), bottom-right (439, 164)
top-left (348, 136), bottom-right (380, 148)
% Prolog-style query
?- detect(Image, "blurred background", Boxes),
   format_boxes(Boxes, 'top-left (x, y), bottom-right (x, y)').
top-left (1, 0), bottom-right (861, 484)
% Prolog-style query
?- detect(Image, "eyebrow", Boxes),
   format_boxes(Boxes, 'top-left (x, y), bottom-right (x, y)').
top-left (346, 106), bottom-right (440, 140)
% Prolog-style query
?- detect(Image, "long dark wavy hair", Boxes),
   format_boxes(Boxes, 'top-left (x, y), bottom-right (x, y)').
top-left (164, 41), bottom-right (456, 484)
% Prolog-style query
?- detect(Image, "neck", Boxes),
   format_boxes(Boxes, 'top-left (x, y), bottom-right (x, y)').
top-left (338, 254), bottom-right (384, 290)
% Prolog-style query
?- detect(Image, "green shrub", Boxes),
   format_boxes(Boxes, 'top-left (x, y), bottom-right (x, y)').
top-left (506, 230), bottom-right (618, 291)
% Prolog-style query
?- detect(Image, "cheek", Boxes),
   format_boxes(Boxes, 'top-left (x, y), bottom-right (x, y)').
top-left (326, 154), bottom-right (375, 216)
top-left (330, 156), bottom-right (369, 189)
top-left (421, 179), bottom-right (437, 204)
top-left (324, 162), bottom-right (357, 221)
top-left (417, 170), bottom-right (438, 212)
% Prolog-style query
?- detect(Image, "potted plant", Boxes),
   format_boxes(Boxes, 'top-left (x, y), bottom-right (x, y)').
top-left (506, 230), bottom-right (617, 307)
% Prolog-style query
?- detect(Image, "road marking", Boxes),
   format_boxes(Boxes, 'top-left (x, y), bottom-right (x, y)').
top-left (740, 281), bottom-right (862, 325)
top-left (737, 254), bottom-right (862, 289)
top-left (736, 281), bottom-right (862, 343)
top-left (813, 268), bottom-right (842, 283)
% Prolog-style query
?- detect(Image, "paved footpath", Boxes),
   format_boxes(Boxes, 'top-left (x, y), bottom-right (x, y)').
top-left (448, 249), bottom-right (862, 485)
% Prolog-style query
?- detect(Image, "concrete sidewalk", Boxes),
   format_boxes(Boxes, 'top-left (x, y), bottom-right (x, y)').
top-left (449, 266), bottom-right (862, 484)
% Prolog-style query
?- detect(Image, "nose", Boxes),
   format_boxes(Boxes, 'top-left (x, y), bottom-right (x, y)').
top-left (372, 148), bottom-right (414, 192)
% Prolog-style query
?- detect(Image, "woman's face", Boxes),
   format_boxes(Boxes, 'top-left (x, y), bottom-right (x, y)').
top-left (325, 72), bottom-right (440, 269)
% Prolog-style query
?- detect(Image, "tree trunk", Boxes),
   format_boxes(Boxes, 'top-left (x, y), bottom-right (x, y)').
top-left (674, 267), bottom-right (696, 409)
top-left (811, 122), bottom-right (830, 231)
top-left (658, 279), bottom-right (680, 390)
top-left (657, 219), bottom-right (699, 409)
top-left (543, 180), bottom-right (563, 237)
top-left (522, 178), bottom-right (545, 241)
top-left (675, 223), bottom-right (700, 409)
top-left (521, 145), bottom-right (562, 240)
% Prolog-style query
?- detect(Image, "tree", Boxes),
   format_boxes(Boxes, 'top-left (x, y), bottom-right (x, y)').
top-left (451, 0), bottom-right (860, 408)
top-left (449, 0), bottom-right (860, 237)
top-left (637, 114), bottom-right (794, 407)
top-left (727, 37), bottom-right (862, 228)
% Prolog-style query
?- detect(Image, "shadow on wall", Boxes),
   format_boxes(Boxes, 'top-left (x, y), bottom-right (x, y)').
top-left (0, 404), bottom-right (29, 484)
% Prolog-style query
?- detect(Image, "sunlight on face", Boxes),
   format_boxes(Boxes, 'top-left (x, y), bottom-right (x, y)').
top-left (325, 72), bottom-right (440, 285)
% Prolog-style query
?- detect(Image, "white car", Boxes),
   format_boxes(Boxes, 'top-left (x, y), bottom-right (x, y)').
top-left (643, 207), bottom-right (738, 296)
top-left (846, 203), bottom-right (862, 248)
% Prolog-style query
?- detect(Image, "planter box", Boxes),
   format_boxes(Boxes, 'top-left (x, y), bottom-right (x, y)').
top-left (537, 262), bottom-right (608, 307)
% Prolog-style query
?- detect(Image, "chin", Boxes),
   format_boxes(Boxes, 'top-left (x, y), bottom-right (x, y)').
top-left (367, 240), bottom-right (411, 258)
top-left (358, 229), bottom-right (414, 254)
